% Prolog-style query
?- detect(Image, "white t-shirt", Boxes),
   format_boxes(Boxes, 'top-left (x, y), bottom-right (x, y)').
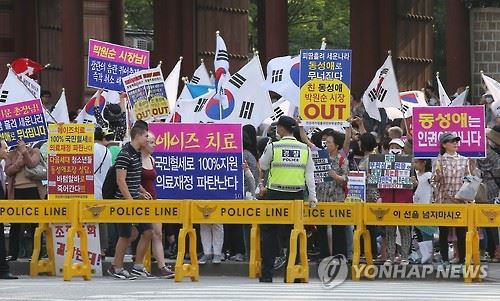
top-left (413, 171), bottom-right (433, 204)
top-left (93, 143), bottom-right (112, 200)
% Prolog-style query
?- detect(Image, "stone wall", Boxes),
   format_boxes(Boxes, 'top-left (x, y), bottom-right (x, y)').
top-left (470, 8), bottom-right (500, 99)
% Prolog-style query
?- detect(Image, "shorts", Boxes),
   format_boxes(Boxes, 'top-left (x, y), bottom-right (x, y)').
top-left (117, 223), bottom-right (153, 238)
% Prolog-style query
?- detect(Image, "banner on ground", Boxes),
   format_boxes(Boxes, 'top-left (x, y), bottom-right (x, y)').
top-left (312, 149), bottom-right (332, 183)
top-left (50, 223), bottom-right (102, 276)
top-left (47, 124), bottom-right (94, 200)
top-left (367, 154), bottom-right (413, 189)
top-left (0, 99), bottom-right (48, 147)
top-left (150, 123), bottom-right (244, 200)
top-left (123, 67), bottom-right (170, 121)
top-left (87, 39), bottom-right (150, 91)
top-left (346, 171), bottom-right (366, 202)
top-left (299, 49), bottom-right (351, 127)
top-left (412, 106), bottom-right (486, 158)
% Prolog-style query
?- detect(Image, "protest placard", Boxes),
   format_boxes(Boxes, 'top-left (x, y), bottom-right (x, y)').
top-left (312, 149), bottom-right (333, 183)
top-left (299, 49), bottom-right (351, 127)
top-left (47, 123), bottom-right (101, 276)
top-left (413, 106), bottom-right (486, 158)
top-left (47, 124), bottom-right (94, 199)
top-left (367, 154), bottom-right (413, 189)
top-left (0, 99), bottom-right (47, 146)
top-left (87, 39), bottom-right (150, 91)
top-left (149, 123), bottom-right (244, 199)
top-left (346, 171), bottom-right (366, 202)
top-left (123, 67), bottom-right (170, 121)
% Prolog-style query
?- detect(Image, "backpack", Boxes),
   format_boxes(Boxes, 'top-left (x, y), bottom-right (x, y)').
top-left (101, 165), bottom-right (117, 199)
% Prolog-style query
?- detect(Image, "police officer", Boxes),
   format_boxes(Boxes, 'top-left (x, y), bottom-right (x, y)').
top-left (258, 116), bottom-right (317, 283)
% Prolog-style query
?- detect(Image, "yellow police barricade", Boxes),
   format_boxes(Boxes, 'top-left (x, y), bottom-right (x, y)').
top-left (79, 200), bottom-right (190, 281)
top-left (362, 203), bottom-right (478, 283)
top-left (190, 200), bottom-right (308, 283)
top-left (0, 200), bottom-right (83, 279)
top-left (473, 204), bottom-right (500, 280)
top-left (303, 202), bottom-right (364, 280)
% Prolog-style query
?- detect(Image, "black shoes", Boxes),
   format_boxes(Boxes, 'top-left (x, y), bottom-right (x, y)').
top-left (0, 273), bottom-right (18, 280)
top-left (259, 277), bottom-right (272, 283)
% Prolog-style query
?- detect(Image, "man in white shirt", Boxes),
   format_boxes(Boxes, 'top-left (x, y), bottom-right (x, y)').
top-left (94, 127), bottom-right (113, 199)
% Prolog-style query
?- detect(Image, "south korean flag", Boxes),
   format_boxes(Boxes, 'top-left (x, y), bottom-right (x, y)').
top-left (222, 56), bottom-right (273, 127)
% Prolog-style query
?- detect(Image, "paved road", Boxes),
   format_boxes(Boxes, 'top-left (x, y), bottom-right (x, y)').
top-left (0, 277), bottom-right (499, 300)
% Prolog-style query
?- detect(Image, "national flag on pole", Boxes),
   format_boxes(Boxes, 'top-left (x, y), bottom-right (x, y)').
top-left (51, 89), bottom-right (70, 124)
top-left (436, 73), bottom-right (451, 106)
top-left (191, 60), bottom-right (211, 85)
top-left (482, 72), bottom-right (500, 119)
top-left (10, 58), bottom-right (44, 77)
top-left (175, 89), bottom-right (216, 123)
top-left (263, 55), bottom-right (300, 106)
top-left (164, 57), bottom-right (182, 121)
top-left (214, 31), bottom-right (229, 92)
top-left (187, 84), bottom-right (214, 98)
top-left (481, 72), bottom-right (500, 104)
top-left (362, 54), bottom-right (401, 121)
top-left (385, 90), bottom-right (427, 120)
top-left (75, 90), bottom-right (108, 124)
top-left (450, 87), bottom-right (469, 106)
top-left (0, 68), bottom-right (38, 105)
top-left (260, 97), bottom-right (296, 133)
top-left (177, 56), bottom-right (273, 127)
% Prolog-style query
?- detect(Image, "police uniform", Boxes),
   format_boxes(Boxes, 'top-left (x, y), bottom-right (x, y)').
top-left (258, 116), bottom-right (317, 282)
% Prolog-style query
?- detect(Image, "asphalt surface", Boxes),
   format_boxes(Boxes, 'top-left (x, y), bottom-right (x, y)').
top-left (0, 276), bottom-right (499, 301)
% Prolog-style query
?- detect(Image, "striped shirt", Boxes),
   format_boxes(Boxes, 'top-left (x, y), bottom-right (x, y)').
top-left (114, 143), bottom-right (142, 199)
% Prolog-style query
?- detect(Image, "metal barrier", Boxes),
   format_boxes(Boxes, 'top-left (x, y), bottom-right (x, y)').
top-left (361, 203), bottom-right (479, 283)
top-left (79, 200), bottom-right (190, 281)
top-left (0, 200), bottom-right (86, 280)
top-left (190, 200), bottom-right (308, 283)
top-left (3, 199), bottom-right (494, 283)
top-left (303, 202), bottom-right (365, 281)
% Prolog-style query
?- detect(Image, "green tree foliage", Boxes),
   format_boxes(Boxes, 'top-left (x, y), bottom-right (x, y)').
top-left (287, 0), bottom-right (350, 54)
top-left (124, 0), bottom-right (153, 30)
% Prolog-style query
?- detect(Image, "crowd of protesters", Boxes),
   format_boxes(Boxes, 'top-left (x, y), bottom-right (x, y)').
top-left (0, 84), bottom-right (500, 280)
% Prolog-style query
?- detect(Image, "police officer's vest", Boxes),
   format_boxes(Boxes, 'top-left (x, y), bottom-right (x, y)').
top-left (267, 137), bottom-right (309, 192)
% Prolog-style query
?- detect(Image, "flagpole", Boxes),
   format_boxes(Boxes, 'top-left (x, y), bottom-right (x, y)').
top-left (387, 50), bottom-right (410, 138)
top-left (6, 64), bottom-right (58, 123)
top-left (125, 96), bottom-right (132, 141)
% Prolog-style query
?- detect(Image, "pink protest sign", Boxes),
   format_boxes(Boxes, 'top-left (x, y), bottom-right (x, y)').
top-left (412, 106), bottom-right (486, 158)
top-left (0, 99), bottom-right (48, 146)
top-left (87, 39), bottom-right (150, 91)
top-left (148, 123), bottom-right (244, 200)
top-left (149, 123), bottom-right (243, 154)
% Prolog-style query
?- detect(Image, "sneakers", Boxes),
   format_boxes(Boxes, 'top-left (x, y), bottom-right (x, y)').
top-left (107, 266), bottom-right (137, 280)
top-left (131, 266), bottom-right (154, 279)
top-left (212, 254), bottom-right (223, 264)
top-left (229, 253), bottom-right (245, 262)
top-left (198, 254), bottom-right (212, 265)
top-left (158, 265), bottom-right (175, 279)
top-left (384, 259), bottom-right (393, 266)
top-left (400, 259), bottom-right (409, 266)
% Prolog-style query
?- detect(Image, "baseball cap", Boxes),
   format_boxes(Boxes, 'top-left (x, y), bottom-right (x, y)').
top-left (439, 132), bottom-right (460, 144)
